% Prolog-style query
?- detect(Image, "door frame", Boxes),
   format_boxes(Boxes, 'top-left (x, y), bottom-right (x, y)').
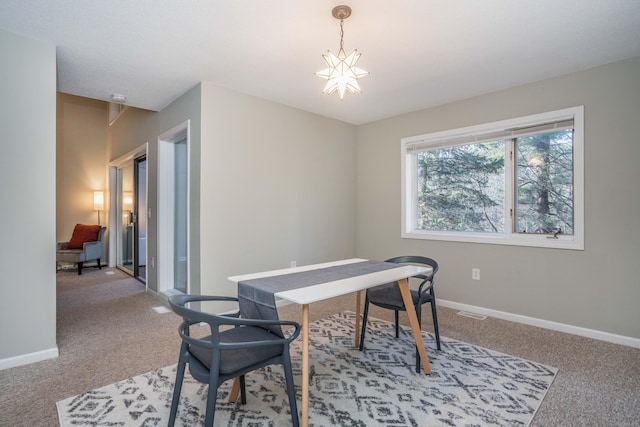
top-left (157, 120), bottom-right (191, 296)
top-left (109, 143), bottom-right (148, 289)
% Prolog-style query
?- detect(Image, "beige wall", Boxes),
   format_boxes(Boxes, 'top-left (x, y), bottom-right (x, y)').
top-left (355, 57), bottom-right (640, 340)
top-left (199, 83), bottom-right (357, 296)
top-left (56, 94), bottom-right (109, 243)
top-left (0, 30), bottom-right (57, 365)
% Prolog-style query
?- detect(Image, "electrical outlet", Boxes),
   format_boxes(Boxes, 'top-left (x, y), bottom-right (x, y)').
top-left (290, 261), bottom-right (297, 268)
top-left (150, 257), bottom-right (155, 268)
top-left (472, 268), bottom-right (480, 280)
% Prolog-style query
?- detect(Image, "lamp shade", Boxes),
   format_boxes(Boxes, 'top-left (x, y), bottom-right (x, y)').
top-left (123, 192), bottom-right (133, 212)
top-left (93, 191), bottom-right (104, 211)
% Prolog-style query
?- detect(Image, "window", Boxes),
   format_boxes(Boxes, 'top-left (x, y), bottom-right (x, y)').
top-left (401, 106), bottom-right (584, 250)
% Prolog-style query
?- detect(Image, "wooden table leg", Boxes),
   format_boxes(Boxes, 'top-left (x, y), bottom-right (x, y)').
top-left (397, 278), bottom-right (431, 374)
top-left (229, 377), bottom-right (241, 402)
top-left (354, 290), bottom-right (361, 348)
top-left (301, 304), bottom-right (310, 427)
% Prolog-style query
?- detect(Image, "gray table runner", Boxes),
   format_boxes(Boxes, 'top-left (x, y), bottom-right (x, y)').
top-left (238, 260), bottom-right (400, 337)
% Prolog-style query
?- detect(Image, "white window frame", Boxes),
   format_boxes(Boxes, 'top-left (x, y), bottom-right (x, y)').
top-left (401, 106), bottom-right (584, 250)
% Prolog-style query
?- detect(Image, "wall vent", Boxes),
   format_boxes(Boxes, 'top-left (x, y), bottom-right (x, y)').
top-left (153, 306), bottom-right (171, 314)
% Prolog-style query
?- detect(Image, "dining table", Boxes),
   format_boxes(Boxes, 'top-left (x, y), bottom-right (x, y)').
top-left (228, 258), bottom-right (432, 427)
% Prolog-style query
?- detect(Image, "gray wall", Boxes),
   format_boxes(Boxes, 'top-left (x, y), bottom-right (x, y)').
top-left (355, 57), bottom-right (640, 340)
top-left (157, 84), bottom-right (202, 294)
top-left (199, 83), bottom-right (357, 296)
top-left (109, 83), bottom-right (357, 297)
top-left (108, 84), bottom-right (201, 293)
top-left (0, 30), bottom-right (57, 363)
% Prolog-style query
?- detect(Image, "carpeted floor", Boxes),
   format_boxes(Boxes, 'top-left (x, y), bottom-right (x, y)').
top-left (1, 268), bottom-right (639, 426)
top-left (57, 312), bottom-right (558, 426)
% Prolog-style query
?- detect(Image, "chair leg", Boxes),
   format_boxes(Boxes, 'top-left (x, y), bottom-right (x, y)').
top-left (204, 370), bottom-right (220, 427)
top-left (415, 304), bottom-right (422, 373)
top-left (358, 296), bottom-right (370, 351)
top-left (97, 258), bottom-right (102, 270)
top-left (239, 375), bottom-right (247, 405)
top-left (394, 311), bottom-right (399, 338)
top-left (431, 298), bottom-right (441, 351)
top-left (77, 262), bottom-right (83, 275)
top-left (168, 359), bottom-right (187, 427)
top-left (282, 353), bottom-right (300, 427)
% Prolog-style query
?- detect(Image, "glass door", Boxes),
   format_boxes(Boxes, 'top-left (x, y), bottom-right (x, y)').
top-left (117, 164), bottom-right (134, 275)
top-left (134, 157), bottom-right (147, 282)
top-left (109, 143), bottom-right (148, 286)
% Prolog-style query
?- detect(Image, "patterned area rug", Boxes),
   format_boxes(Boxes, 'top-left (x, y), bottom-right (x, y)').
top-left (57, 312), bottom-right (557, 426)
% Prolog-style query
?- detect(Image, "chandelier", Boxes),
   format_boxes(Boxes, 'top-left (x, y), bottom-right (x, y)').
top-left (315, 5), bottom-right (369, 100)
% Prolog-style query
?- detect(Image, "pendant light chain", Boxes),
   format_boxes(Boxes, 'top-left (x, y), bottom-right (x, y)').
top-left (339, 19), bottom-right (345, 50)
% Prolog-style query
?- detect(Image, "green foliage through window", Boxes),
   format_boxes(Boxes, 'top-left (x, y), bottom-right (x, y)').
top-left (417, 142), bottom-right (505, 232)
top-left (414, 129), bottom-right (574, 236)
top-left (514, 130), bottom-right (574, 234)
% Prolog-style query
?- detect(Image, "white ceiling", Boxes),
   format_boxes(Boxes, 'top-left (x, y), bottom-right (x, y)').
top-left (1, 1), bottom-right (639, 125)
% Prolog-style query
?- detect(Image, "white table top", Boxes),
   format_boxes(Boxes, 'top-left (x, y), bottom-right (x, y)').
top-left (228, 258), bottom-right (431, 305)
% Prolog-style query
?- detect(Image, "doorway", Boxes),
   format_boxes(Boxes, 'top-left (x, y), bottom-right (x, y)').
top-left (157, 120), bottom-right (190, 296)
top-left (109, 144), bottom-right (148, 286)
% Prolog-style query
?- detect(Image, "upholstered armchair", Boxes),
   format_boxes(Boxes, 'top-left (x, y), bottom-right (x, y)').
top-left (56, 224), bottom-right (106, 275)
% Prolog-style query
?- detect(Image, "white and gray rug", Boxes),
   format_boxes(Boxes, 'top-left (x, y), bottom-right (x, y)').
top-left (57, 312), bottom-right (557, 426)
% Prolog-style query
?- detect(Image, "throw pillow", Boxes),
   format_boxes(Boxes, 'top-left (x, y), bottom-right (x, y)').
top-left (68, 224), bottom-right (103, 249)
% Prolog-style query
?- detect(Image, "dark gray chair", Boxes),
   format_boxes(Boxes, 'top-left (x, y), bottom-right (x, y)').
top-left (359, 256), bottom-right (440, 373)
top-left (168, 294), bottom-right (300, 427)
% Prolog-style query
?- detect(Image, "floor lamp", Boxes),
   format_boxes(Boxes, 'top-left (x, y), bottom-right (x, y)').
top-left (94, 191), bottom-right (104, 225)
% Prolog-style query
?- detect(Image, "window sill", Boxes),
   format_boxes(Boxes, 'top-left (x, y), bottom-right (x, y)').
top-left (402, 229), bottom-right (584, 250)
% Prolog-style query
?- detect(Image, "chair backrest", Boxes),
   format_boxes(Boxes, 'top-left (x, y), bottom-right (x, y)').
top-left (97, 226), bottom-right (106, 242)
top-left (385, 256), bottom-right (439, 291)
top-left (168, 294), bottom-right (300, 351)
top-left (169, 295), bottom-right (240, 346)
top-left (66, 224), bottom-right (105, 250)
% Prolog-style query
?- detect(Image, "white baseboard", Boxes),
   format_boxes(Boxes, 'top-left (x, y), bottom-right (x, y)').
top-left (280, 296), bottom-right (640, 348)
top-left (0, 346), bottom-right (59, 371)
top-left (438, 299), bottom-right (640, 349)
